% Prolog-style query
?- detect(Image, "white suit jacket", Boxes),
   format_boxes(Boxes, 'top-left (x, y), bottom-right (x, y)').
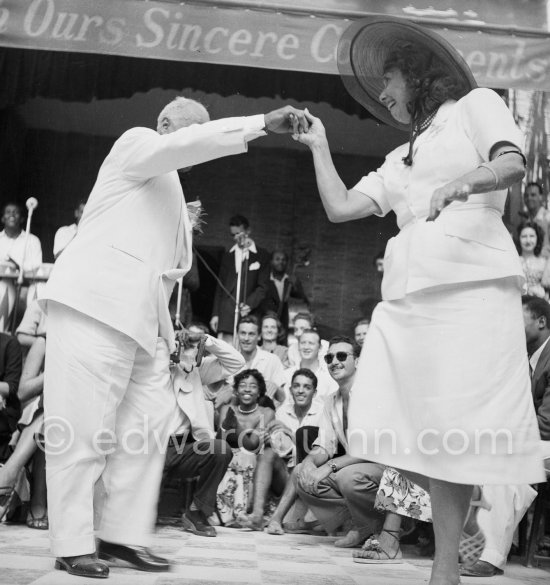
top-left (42, 115), bottom-right (265, 355)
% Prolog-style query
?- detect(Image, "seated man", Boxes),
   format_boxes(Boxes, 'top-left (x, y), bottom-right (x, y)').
top-left (265, 368), bottom-right (324, 534)
top-left (0, 336), bottom-right (48, 528)
top-left (295, 336), bottom-right (384, 547)
top-left (461, 295), bottom-right (550, 577)
top-left (163, 329), bottom-right (245, 537)
top-left (282, 329), bottom-right (337, 400)
top-left (287, 311), bottom-right (328, 368)
top-left (0, 332), bottom-right (22, 464)
top-left (234, 316), bottom-right (286, 403)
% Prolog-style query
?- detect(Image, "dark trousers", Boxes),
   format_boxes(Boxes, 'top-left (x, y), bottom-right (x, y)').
top-left (163, 437), bottom-right (232, 516)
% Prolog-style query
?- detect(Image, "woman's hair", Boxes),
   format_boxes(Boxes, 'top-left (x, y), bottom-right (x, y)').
top-left (354, 317), bottom-right (371, 329)
top-left (516, 220), bottom-right (544, 257)
top-left (383, 41), bottom-right (468, 120)
top-left (233, 368), bottom-right (267, 398)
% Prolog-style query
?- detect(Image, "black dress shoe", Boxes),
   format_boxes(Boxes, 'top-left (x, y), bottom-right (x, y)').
top-left (55, 554), bottom-right (109, 579)
top-left (97, 540), bottom-right (171, 572)
top-left (182, 510), bottom-right (217, 537)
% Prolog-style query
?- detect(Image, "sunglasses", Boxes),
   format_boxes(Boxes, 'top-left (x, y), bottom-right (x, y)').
top-left (324, 351), bottom-right (353, 365)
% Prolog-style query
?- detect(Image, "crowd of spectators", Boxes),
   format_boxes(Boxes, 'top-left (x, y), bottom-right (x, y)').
top-left (0, 203), bottom-right (548, 577)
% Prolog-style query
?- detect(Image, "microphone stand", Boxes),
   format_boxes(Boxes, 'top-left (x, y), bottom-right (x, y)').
top-left (232, 241), bottom-right (250, 348)
top-left (232, 257), bottom-right (243, 348)
top-left (174, 277), bottom-right (183, 330)
top-left (10, 205), bottom-right (36, 335)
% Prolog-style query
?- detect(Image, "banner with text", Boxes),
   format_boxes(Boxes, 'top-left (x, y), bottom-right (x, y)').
top-left (0, 0), bottom-right (549, 91)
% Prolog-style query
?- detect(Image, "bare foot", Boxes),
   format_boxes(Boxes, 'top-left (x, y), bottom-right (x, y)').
top-left (244, 515), bottom-right (263, 531)
top-left (266, 520), bottom-right (284, 535)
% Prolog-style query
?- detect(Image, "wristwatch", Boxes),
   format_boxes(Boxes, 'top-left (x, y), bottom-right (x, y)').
top-left (327, 460), bottom-right (338, 474)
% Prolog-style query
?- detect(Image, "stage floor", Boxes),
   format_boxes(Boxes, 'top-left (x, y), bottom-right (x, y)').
top-left (0, 522), bottom-right (549, 585)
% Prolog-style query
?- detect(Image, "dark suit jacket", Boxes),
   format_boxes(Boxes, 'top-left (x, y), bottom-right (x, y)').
top-left (532, 337), bottom-right (550, 441)
top-left (0, 333), bottom-right (22, 462)
top-left (260, 274), bottom-right (309, 334)
top-left (212, 246), bottom-right (270, 333)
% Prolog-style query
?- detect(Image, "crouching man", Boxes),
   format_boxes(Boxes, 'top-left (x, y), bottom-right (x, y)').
top-left (163, 329), bottom-right (245, 537)
top-left (295, 336), bottom-right (384, 547)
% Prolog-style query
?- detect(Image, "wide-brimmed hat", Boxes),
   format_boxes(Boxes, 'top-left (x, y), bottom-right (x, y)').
top-left (338, 16), bottom-right (477, 131)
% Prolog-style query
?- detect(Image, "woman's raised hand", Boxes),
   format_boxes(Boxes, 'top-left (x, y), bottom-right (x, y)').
top-left (291, 109), bottom-right (326, 148)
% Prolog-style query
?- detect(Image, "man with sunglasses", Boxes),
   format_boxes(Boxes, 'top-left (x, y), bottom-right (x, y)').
top-left (295, 336), bottom-right (384, 548)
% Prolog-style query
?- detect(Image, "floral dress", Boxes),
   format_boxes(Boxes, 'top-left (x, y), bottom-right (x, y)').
top-left (375, 468), bottom-right (432, 522)
top-left (216, 448), bottom-right (257, 527)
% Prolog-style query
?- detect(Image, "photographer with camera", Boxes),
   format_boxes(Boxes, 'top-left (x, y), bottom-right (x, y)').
top-left (163, 327), bottom-right (245, 537)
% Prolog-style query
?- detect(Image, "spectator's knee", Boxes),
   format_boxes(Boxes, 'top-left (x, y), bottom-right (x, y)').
top-left (337, 465), bottom-right (380, 496)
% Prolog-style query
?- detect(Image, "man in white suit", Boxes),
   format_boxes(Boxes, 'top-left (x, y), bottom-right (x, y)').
top-left (41, 98), bottom-right (308, 578)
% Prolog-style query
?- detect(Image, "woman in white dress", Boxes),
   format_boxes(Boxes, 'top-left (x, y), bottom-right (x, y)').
top-left (294, 16), bottom-right (545, 585)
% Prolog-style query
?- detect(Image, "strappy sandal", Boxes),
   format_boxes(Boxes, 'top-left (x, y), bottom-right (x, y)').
top-left (0, 486), bottom-right (16, 522)
top-left (352, 529), bottom-right (403, 564)
top-left (26, 509), bottom-right (49, 530)
top-left (459, 491), bottom-right (491, 567)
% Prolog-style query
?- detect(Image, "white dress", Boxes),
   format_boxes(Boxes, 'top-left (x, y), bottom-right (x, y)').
top-left (348, 88), bottom-right (545, 485)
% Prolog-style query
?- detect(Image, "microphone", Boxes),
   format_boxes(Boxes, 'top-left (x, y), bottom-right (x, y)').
top-left (26, 197), bottom-right (38, 211)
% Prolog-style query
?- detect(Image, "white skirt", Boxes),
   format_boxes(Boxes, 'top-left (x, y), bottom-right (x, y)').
top-left (348, 277), bottom-right (545, 485)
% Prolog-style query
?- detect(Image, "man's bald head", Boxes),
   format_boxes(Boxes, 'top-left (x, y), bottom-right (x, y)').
top-left (157, 97), bottom-right (210, 135)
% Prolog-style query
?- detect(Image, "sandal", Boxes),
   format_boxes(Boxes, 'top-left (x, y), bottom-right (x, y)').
top-left (0, 486), bottom-right (16, 522)
top-left (458, 490), bottom-right (490, 566)
top-left (352, 529), bottom-right (403, 564)
top-left (26, 510), bottom-right (49, 530)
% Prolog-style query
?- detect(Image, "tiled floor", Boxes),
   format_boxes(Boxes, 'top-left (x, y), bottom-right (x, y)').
top-left (0, 522), bottom-right (549, 585)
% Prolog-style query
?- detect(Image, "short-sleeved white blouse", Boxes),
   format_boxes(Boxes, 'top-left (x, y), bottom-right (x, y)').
top-left (353, 88), bottom-right (525, 300)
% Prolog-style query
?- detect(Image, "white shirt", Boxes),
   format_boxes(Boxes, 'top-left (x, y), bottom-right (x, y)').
top-left (0, 230), bottom-right (42, 272)
top-left (230, 239), bottom-right (258, 273)
top-left (53, 223), bottom-right (77, 258)
top-left (271, 398), bottom-right (325, 466)
top-left (530, 336), bottom-right (550, 374)
top-left (236, 347), bottom-right (286, 398)
top-left (270, 272), bottom-right (288, 301)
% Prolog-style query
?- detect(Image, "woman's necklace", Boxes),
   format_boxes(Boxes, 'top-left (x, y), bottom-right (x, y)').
top-left (238, 404), bottom-right (258, 414)
top-left (416, 109), bottom-right (438, 135)
top-left (403, 107), bottom-right (439, 166)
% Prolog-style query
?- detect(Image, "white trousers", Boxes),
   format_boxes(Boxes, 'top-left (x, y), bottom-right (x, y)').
top-left (478, 484), bottom-right (537, 569)
top-left (44, 302), bottom-right (175, 557)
